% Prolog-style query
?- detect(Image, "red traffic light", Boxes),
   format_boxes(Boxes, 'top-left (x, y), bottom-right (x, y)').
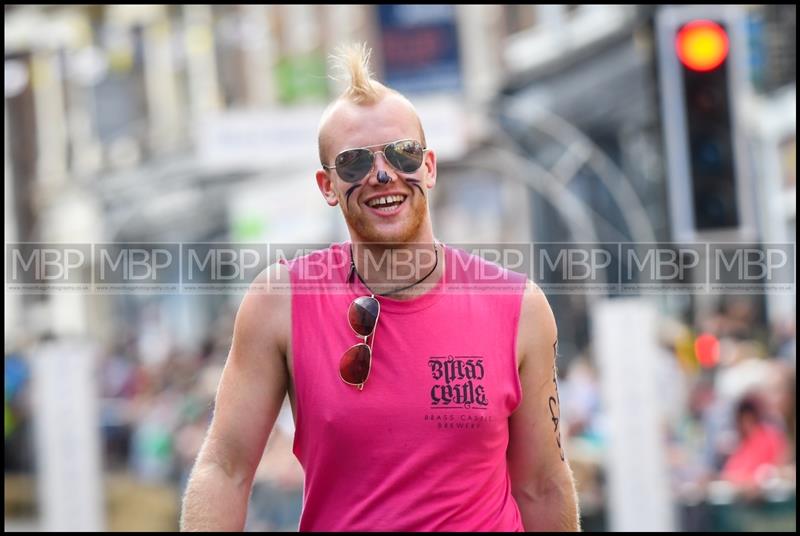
top-left (676, 20), bottom-right (729, 72)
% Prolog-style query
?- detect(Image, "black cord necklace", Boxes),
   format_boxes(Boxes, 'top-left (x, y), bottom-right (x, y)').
top-left (348, 243), bottom-right (440, 297)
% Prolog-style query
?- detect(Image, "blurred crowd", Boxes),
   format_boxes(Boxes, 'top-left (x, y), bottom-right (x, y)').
top-left (561, 297), bottom-right (796, 531)
top-left (4, 298), bottom-right (304, 531)
top-left (4, 297), bottom-right (796, 531)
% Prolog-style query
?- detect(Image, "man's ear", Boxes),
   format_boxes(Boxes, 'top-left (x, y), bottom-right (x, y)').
top-left (423, 148), bottom-right (437, 190)
top-left (316, 169), bottom-right (339, 207)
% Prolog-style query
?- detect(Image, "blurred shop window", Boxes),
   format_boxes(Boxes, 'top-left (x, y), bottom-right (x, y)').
top-left (502, 5), bottom-right (586, 37)
top-left (212, 6), bottom-right (250, 108)
top-left (5, 51), bottom-right (39, 242)
top-left (273, 5), bottom-right (328, 105)
top-left (164, 6), bottom-right (193, 141)
top-left (91, 23), bottom-right (148, 167)
top-left (748, 5), bottom-right (796, 95)
top-left (502, 5), bottom-right (536, 36)
top-left (377, 5), bottom-right (462, 95)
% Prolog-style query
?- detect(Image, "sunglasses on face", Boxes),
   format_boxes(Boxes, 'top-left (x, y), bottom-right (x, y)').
top-left (323, 139), bottom-right (427, 183)
top-left (339, 295), bottom-right (380, 390)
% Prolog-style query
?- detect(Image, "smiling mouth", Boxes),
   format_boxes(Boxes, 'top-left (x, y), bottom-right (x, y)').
top-left (365, 194), bottom-right (408, 212)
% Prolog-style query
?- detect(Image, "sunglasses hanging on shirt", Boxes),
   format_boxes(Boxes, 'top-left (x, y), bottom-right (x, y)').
top-left (339, 243), bottom-right (440, 390)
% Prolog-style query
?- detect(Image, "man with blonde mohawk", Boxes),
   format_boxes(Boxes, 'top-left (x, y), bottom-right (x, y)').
top-left (181, 43), bottom-right (580, 532)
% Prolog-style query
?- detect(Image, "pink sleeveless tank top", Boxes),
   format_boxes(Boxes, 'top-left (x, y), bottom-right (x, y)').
top-left (281, 242), bottom-right (527, 532)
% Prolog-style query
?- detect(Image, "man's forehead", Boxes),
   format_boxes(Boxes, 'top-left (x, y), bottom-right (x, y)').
top-left (322, 95), bottom-right (422, 149)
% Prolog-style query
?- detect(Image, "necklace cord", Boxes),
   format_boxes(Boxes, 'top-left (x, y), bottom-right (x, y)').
top-left (348, 243), bottom-right (439, 297)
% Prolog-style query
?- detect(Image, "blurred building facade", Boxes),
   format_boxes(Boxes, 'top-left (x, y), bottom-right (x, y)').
top-left (4, 4), bottom-right (796, 532)
top-left (6, 4), bottom-right (795, 351)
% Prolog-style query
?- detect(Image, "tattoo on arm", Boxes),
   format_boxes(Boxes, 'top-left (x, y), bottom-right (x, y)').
top-left (547, 339), bottom-right (565, 462)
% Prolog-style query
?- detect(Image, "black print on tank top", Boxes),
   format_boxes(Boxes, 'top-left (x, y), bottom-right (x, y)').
top-left (427, 355), bottom-right (488, 409)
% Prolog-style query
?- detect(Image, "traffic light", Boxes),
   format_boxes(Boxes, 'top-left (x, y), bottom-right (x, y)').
top-left (677, 20), bottom-right (738, 231)
top-left (656, 7), bottom-right (753, 240)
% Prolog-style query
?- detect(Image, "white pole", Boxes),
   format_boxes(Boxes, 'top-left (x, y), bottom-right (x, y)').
top-left (32, 340), bottom-right (105, 531)
top-left (592, 298), bottom-right (676, 531)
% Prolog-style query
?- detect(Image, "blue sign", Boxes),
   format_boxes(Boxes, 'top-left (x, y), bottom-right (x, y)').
top-left (378, 5), bottom-right (462, 94)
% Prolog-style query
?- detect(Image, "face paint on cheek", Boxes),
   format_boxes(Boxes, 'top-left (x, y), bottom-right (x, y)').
top-left (404, 177), bottom-right (426, 197)
top-left (345, 184), bottom-right (361, 209)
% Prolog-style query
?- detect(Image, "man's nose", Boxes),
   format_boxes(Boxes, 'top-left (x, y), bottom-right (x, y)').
top-left (367, 152), bottom-right (395, 185)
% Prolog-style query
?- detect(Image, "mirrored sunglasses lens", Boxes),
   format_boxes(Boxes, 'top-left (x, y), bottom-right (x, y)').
top-left (340, 343), bottom-right (371, 384)
top-left (386, 141), bottom-right (424, 173)
top-left (348, 296), bottom-right (379, 337)
top-left (336, 149), bottom-right (373, 182)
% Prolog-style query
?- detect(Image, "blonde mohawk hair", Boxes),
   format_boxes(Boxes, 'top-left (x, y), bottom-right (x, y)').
top-left (330, 42), bottom-right (390, 105)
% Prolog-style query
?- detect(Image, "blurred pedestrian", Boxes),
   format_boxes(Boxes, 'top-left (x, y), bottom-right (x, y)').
top-left (721, 393), bottom-right (788, 489)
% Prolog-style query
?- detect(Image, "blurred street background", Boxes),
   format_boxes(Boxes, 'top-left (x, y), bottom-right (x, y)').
top-left (4, 4), bottom-right (796, 532)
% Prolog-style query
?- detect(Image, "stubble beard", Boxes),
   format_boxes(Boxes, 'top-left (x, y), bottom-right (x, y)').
top-left (343, 191), bottom-right (428, 246)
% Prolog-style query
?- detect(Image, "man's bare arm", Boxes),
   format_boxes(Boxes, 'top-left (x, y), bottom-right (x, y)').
top-left (508, 281), bottom-right (581, 531)
top-left (180, 264), bottom-right (290, 531)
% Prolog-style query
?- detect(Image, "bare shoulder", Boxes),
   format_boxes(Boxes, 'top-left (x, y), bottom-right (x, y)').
top-left (232, 262), bottom-right (291, 359)
top-left (515, 280), bottom-right (558, 369)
